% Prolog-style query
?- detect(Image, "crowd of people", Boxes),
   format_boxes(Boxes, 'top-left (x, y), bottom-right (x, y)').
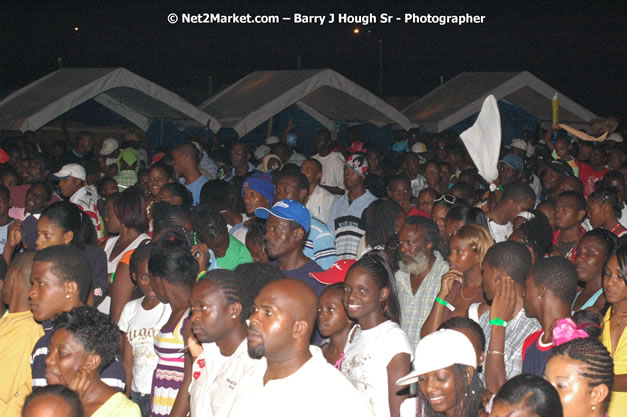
top-left (0, 123), bottom-right (625, 417)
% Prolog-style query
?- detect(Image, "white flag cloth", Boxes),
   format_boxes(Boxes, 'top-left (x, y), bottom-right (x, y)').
top-left (460, 95), bottom-right (501, 184)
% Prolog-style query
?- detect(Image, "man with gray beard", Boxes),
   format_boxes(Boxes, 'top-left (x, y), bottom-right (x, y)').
top-left (394, 216), bottom-right (449, 350)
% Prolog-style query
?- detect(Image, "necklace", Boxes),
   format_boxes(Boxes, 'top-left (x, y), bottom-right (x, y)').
top-left (460, 286), bottom-right (477, 301)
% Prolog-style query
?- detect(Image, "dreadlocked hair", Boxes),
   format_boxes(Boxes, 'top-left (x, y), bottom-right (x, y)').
top-left (199, 269), bottom-right (247, 322)
top-left (415, 364), bottom-right (483, 417)
top-left (549, 337), bottom-right (614, 409)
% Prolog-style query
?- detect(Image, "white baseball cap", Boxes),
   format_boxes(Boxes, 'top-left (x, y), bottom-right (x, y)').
top-left (607, 132), bottom-right (624, 143)
top-left (52, 163), bottom-right (86, 181)
top-left (509, 138), bottom-right (528, 152)
top-left (396, 329), bottom-right (477, 386)
top-left (266, 136), bottom-right (280, 145)
top-left (411, 142), bottom-right (427, 153)
top-left (254, 145), bottom-right (271, 160)
top-left (99, 138), bottom-right (119, 156)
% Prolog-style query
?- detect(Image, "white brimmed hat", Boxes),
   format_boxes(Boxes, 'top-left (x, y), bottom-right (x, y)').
top-left (396, 329), bottom-right (476, 386)
top-left (52, 163), bottom-right (86, 181)
top-left (99, 138), bottom-right (119, 156)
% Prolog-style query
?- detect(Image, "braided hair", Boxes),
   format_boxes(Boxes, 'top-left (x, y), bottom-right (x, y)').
top-left (549, 337), bottom-right (614, 409)
top-left (199, 269), bottom-right (247, 322)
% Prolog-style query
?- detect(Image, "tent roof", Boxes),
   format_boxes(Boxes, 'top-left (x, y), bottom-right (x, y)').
top-left (199, 69), bottom-right (412, 137)
top-left (0, 67), bottom-right (220, 133)
top-left (403, 71), bottom-right (597, 132)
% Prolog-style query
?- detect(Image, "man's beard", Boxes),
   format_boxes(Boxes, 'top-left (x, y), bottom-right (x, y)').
top-left (248, 341), bottom-right (265, 359)
top-left (399, 249), bottom-right (430, 276)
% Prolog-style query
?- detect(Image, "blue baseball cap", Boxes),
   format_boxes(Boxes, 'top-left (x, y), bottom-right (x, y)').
top-left (499, 154), bottom-right (524, 171)
top-left (255, 199), bottom-right (311, 233)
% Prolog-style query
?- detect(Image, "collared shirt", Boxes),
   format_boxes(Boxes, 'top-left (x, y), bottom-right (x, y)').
top-left (327, 190), bottom-right (377, 260)
top-left (189, 339), bottom-right (264, 417)
top-left (478, 308), bottom-right (540, 382)
top-left (304, 217), bottom-right (337, 270)
top-left (225, 346), bottom-right (374, 417)
top-left (394, 251), bottom-right (449, 350)
top-left (70, 185), bottom-right (102, 238)
top-left (306, 185), bottom-right (338, 224)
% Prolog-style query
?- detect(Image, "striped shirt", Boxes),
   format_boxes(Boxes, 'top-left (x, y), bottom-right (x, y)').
top-left (394, 252), bottom-right (449, 350)
top-left (151, 309), bottom-right (190, 417)
top-left (478, 308), bottom-right (540, 382)
top-left (31, 319), bottom-right (126, 391)
top-left (304, 217), bottom-right (337, 270)
top-left (327, 191), bottom-right (377, 260)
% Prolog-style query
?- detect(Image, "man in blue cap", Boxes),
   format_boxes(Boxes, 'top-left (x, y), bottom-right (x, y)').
top-left (255, 199), bottom-right (325, 298)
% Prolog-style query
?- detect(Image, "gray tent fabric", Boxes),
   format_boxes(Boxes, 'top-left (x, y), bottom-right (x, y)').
top-left (0, 67), bottom-right (220, 133)
top-left (403, 71), bottom-right (597, 133)
top-left (199, 69), bottom-right (412, 137)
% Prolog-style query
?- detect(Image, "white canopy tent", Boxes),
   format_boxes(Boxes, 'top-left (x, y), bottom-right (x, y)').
top-left (403, 71), bottom-right (597, 132)
top-left (0, 67), bottom-right (220, 133)
top-left (199, 69), bottom-right (412, 137)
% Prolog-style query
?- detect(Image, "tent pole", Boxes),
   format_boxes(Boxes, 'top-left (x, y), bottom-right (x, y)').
top-left (267, 117), bottom-right (274, 139)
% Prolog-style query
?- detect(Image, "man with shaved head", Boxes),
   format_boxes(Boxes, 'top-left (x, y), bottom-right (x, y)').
top-left (226, 279), bottom-right (374, 417)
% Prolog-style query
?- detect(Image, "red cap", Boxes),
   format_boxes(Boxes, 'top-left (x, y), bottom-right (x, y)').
top-left (309, 259), bottom-right (357, 285)
top-left (0, 148), bottom-right (10, 164)
top-left (408, 207), bottom-right (430, 219)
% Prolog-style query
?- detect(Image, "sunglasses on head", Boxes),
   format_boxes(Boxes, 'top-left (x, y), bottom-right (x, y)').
top-left (434, 194), bottom-right (456, 205)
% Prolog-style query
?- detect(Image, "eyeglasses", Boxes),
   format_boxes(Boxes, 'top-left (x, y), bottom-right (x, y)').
top-left (434, 194), bottom-right (456, 205)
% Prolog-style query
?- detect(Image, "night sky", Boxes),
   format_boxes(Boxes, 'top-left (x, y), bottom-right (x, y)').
top-left (1, 1), bottom-right (625, 124)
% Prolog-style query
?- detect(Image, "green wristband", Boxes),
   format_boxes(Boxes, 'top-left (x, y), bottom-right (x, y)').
top-left (489, 317), bottom-right (507, 327)
top-left (435, 296), bottom-right (455, 312)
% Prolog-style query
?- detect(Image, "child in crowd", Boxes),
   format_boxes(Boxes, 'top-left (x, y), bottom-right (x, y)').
top-left (119, 244), bottom-right (171, 417)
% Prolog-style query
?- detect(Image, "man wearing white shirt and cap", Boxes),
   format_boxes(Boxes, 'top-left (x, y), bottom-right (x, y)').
top-left (225, 278), bottom-right (374, 417)
top-left (53, 163), bottom-right (102, 237)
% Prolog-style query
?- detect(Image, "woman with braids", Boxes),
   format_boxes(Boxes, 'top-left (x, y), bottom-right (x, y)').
top-left (396, 329), bottom-right (485, 417)
top-left (587, 188), bottom-right (627, 238)
top-left (545, 337), bottom-right (613, 417)
top-left (601, 244), bottom-right (627, 416)
top-left (187, 269), bottom-right (266, 417)
top-left (489, 374), bottom-right (562, 417)
top-left (45, 306), bottom-right (140, 416)
top-left (148, 232), bottom-right (198, 417)
top-left (572, 229), bottom-right (617, 313)
top-left (341, 251), bottom-right (412, 417)
top-left (421, 224), bottom-right (493, 338)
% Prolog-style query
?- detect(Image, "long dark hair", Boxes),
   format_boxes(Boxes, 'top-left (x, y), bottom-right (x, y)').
top-left (40, 201), bottom-right (97, 248)
top-left (350, 250), bottom-right (401, 324)
top-left (415, 364), bottom-right (483, 417)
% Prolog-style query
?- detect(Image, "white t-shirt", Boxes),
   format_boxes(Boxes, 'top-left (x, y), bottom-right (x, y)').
top-left (313, 152), bottom-right (345, 189)
top-left (488, 220), bottom-right (513, 243)
top-left (341, 321), bottom-right (413, 417)
top-left (118, 297), bottom-right (171, 394)
top-left (226, 346), bottom-right (374, 417)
